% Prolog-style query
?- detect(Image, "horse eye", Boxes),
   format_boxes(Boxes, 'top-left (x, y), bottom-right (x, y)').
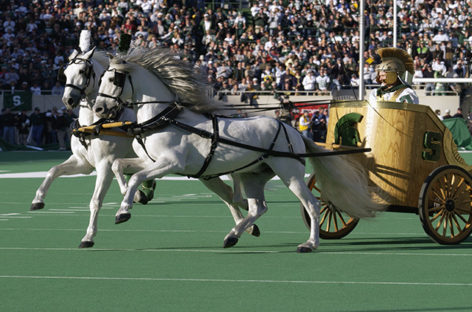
top-left (109, 78), bottom-right (114, 82)
top-left (79, 70), bottom-right (84, 74)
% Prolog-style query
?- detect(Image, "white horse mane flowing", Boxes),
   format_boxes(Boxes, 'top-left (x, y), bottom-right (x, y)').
top-left (107, 48), bottom-right (220, 112)
top-left (94, 48), bottom-right (383, 252)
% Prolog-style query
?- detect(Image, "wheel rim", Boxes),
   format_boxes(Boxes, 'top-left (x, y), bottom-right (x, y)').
top-left (420, 167), bottom-right (472, 244)
top-left (304, 174), bottom-right (359, 239)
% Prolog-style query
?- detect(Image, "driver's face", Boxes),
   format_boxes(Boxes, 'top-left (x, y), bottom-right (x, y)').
top-left (378, 71), bottom-right (387, 83)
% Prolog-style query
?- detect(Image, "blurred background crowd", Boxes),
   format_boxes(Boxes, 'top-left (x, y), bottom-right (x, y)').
top-left (0, 0), bottom-right (471, 148)
top-left (0, 0), bottom-right (470, 95)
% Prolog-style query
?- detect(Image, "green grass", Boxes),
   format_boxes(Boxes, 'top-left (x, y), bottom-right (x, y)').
top-left (1, 152), bottom-right (472, 311)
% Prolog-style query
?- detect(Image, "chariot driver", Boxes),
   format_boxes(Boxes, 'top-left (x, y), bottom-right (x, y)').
top-left (369, 47), bottom-right (419, 105)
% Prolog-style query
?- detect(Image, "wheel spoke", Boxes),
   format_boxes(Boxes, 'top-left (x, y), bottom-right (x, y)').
top-left (428, 204), bottom-right (445, 214)
top-left (454, 210), bottom-right (469, 224)
top-left (320, 205), bottom-right (328, 215)
top-left (333, 212), bottom-right (339, 231)
top-left (435, 212), bottom-right (446, 232)
top-left (337, 212), bottom-right (348, 227)
top-left (448, 215), bottom-right (455, 238)
top-left (326, 211), bottom-right (332, 232)
top-left (307, 174), bottom-right (358, 238)
top-left (431, 209), bottom-right (444, 222)
top-left (442, 214), bottom-right (448, 237)
top-left (451, 178), bottom-right (465, 200)
top-left (451, 214), bottom-right (462, 234)
top-left (320, 209), bottom-right (329, 227)
top-left (431, 184), bottom-right (447, 202)
top-left (451, 175), bottom-right (464, 197)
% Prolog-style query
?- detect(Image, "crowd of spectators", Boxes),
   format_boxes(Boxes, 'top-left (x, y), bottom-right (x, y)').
top-left (0, 0), bottom-right (471, 98)
top-left (0, 105), bottom-right (76, 149)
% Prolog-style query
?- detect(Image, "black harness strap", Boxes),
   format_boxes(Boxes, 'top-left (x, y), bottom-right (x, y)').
top-left (165, 118), bottom-right (371, 158)
top-left (190, 115), bottom-right (220, 179)
top-left (198, 120), bottom-right (284, 180)
top-left (128, 104), bottom-right (182, 163)
top-left (71, 119), bottom-right (89, 149)
top-left (127, 104), bottom-right (181, 136)
top-left (136, 136), bottom-right (156, 162)
top-left (166, 118), bottom-right (307, 161)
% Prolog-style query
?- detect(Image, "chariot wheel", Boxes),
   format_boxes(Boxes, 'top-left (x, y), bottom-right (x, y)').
top-left (419, 165), bottom-right (472, 245)
top-left (301, 173), bottom-right (359, 239)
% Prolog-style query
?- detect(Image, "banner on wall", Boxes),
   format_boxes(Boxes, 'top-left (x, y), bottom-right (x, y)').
top-left (3, 92), bottom-right (32, 111)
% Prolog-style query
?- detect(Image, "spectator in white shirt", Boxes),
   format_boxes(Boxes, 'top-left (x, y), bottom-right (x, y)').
top-left (302, 70), bottom-right (316, 94)
top-left (316, 68), bottom-right (330, 92)
top-left (432, 29), bottom-right (449, 43)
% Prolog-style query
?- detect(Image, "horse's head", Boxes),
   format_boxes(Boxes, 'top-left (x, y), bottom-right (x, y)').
top-left (94, 56), bottom-right (133, 119)
top-left (61, 47), bottom-right (97, 110)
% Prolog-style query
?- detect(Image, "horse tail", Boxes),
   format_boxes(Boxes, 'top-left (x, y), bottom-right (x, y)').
top-left (302, 136), bottom-right (383, 218)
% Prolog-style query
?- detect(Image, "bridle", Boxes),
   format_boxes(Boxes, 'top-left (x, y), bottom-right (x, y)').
top-left (96, 67), bottom-right (135, 118)
top-left (58, 57), bottom-right (95, 98)
top-left (96, 66), bottom-right (178, 116)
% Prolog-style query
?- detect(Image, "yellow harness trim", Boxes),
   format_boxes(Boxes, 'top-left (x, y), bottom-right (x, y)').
top-left (73, 121), bottom-right (135, 138)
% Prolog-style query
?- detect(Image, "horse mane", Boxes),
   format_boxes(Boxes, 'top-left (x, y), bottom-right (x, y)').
top-left (113, 48), bottom-right (217, 113)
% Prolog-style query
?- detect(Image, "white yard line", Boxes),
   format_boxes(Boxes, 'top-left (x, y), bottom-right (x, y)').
top-left (0, 274), bottom-right (470, 287)
top-left (0, 246), bottom-right (470, 257)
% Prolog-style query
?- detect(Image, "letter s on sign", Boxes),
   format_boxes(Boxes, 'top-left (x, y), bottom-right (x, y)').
top-left (13, 95), bottom-right (22, 107)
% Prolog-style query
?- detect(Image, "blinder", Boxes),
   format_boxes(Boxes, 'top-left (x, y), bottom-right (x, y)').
top-left (57, 65), bottom-right (66, 83)
top-left (113, 71), bottom-right (127, 88)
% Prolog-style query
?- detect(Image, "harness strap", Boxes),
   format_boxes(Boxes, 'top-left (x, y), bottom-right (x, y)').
top-left (167, 118), bottom-right (306, 161)
top-left (128, 104), bottom-right (182, 163)
top-left (136, 136), bottom-right (156, 162)
top-left (191, 115), bottom-right (220, 179)
top-left (71, 119), bottom-right (89, 149)
top-left (280, 121), bottom-right (305, 165)
top-left (128, 104), bottom-right (181, 135)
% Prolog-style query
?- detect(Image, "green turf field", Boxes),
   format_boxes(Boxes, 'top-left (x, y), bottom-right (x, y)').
top-left (1, 151), bottom-right (472, 312)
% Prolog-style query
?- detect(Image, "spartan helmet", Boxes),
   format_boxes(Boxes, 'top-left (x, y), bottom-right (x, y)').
top-left (375, 48), bottom-right (414, 85)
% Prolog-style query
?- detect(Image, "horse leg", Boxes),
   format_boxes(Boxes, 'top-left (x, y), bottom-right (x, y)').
top-left (200, 177), bottom-right (260, 237)
top-left (31, 155), bottom-right (93, 210)
top-left (268, 159), bottom-right (320, 252)
top-left (230, 174), bottom-right (248, 211)
top-left (115, 158), bottom-right (180, 222)
top-left (112, 157), bottom-right (153, 206)
top-left (79, 162), bottom-right (114, 248)
top-left (223, 172), bottom-right (273, 248)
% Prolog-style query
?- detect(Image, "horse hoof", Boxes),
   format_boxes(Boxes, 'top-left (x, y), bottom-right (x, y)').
top-left (30, 202), bottom-right (45, 211)
top-left (79, 241), bottom-right (94, 248)
top-left (134, 190), bottom-right (149, 205)
top-left (249, 224), bottom-right (260, 237)
top-left (115, 213), bottom-right (131, 224)
top-left (223, 236), bottom-right (239, 248)
top-left (296, 246), bottom-right (313, 253)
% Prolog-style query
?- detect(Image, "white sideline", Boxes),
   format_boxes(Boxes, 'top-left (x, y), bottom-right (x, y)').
top-left (0, 274), bottom-right (470, 287)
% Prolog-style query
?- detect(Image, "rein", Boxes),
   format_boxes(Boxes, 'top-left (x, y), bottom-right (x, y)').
top-left (96, 68), bottom-right (371, 178)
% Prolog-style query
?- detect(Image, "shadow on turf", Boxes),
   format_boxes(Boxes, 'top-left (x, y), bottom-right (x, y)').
top-left (87, 242), bottom-right (299, 254)
top-left (320, 236), bottom-right (472, 252)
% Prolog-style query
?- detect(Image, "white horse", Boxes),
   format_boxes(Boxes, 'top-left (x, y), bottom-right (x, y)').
top-left (30, 47), bottom-right (156, 248)
top-left (32, 47), bottom-right (259, 248)
top-left (93, 49), bottom-right (382, 252)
